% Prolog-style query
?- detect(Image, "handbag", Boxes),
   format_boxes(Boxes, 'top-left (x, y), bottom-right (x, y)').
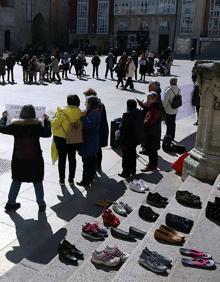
top-left (66, 121), bottom-right (83, 144)
top-left (61, 111), bottom-right (83, 144)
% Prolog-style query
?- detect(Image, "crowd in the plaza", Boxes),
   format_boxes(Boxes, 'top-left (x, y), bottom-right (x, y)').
top-left (0, 47), bottom-right (174, 86)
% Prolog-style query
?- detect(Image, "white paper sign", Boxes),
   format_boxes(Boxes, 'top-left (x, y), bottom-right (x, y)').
top-left (5, 104), bottom-right (46, 124)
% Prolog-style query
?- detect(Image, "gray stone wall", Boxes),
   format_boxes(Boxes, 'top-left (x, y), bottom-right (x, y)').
top-left (0, 0), bottom-right (69, 52)
top-left (114, 15), bottom-right (176, 53)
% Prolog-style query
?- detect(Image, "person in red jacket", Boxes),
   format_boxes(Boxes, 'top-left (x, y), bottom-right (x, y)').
top-left (141, 93), bottom-right (162, 171)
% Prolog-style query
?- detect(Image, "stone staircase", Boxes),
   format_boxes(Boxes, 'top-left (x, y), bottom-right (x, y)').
top-left (1, 173), bottom-right (220, 282)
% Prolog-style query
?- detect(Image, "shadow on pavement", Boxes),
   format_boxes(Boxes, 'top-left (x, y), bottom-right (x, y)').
top-left (178, 132), bottom-right (196, 151)
top-left (51, 174), bottom-right (126, 222)
top-left (5, 212), bottom-right (67, 265)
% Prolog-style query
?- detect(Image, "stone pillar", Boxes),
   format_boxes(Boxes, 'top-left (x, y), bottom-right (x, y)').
top-left (183, 62), bottom-right (220, 182)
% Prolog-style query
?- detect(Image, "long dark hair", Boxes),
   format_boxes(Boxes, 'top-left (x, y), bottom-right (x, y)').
top-left (19, 104), bottom-right (36, 119)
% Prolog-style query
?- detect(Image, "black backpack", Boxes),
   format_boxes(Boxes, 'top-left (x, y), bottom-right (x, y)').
top-left (170, 88), bottom-right (182, 109)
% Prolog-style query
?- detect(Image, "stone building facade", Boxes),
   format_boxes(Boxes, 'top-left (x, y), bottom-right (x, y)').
top-left (113, 0), bottom-right (177, 53)
top-left (174, 0), bottom-right (220, 57)
top-left (0, 0), bottom-right (69, 53)
top-left (69, 0), bottom-right (114, 52)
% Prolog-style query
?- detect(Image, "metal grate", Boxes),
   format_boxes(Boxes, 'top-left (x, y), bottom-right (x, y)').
top-left (0, 159), bottom-right (11, 175)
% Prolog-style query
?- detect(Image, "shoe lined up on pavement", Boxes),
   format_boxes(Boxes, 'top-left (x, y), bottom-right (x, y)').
top-left (110, 225), bottom-right (146, 241)
top-left (129, 226), bottom-right (146, 239)
top-left (133, 179), bottom-right (150, 191)
top-left (112, 202), bottom-right (127, 216)
top-left (102, 209), bottom-right (120, 227)
top-left (154, 225), bottom-right (185, 245)
top-left (166, 213), bottom-right (194, 233)
top-left (128, 181), bottom-right (146, 193)
top-left (139, 205), bottom-right (159, 222)
top-left (81, 222), bottom-right (108, 240)
top-left (111, 227), bottom-right (136, 241)
top-left (112, 201), bottom-right (133, 216)
top-left (180, 248), bottom-right (215, 269)
top-left (91, 246), bottom-right (128, 267)
top-left (176, 191), bottom-right (202, 208)
top-left (119, 201), bottom-right (133, 214)
top-left (138, 247), bottom-right (172, 273)
top-left (58, 239), bottom-right (84, 265)
top-left (146, 192), bottom-right (168, 208)
top-left (206, 197), bottom-right (220, 224)
top-left (180, 248), bottom-right (212, 259)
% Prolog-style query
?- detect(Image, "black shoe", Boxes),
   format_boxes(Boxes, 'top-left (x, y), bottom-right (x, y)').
top-left (59, 239), bottom-right (84, 259)
top-left (146, 192), bottom-right (168, 208)
top-left (110, 227), bottom-right (136, 241)
top-left (139, 150), bottom-right (148, 156)
top-left (39, 205), bottom-right (46, 212)
top-left (118, 172), bottom-right (130, 178)
top-left (138, 205), bottom-right (159, 222)
top-left (206, 201), bottom-right (220, 224)
top-left (214, 197), bottom-right (220, 208)
top-left (5, 202), bottom-right (21, 211)
top-left (129, 226), bottom-right (146, 239)
top-left (166, 213), bottom-right (193, 233)
top-left (176, 191), bottom-right (201, 208)
top-left (58, 248), bottom-right (78, 265)
top-left (76, 181), bottom-right (90, 187)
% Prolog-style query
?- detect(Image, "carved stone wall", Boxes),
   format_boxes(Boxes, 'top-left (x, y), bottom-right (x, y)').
top-left (183, 62), bottom-right (220, 182)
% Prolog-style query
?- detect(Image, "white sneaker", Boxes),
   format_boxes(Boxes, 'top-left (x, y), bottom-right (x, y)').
top-left (91, 250), bottom-right (121, 267)
top-left (128, 182), bottom-right (145, 193)
top-left (133, 179), bottom-right (149, 191)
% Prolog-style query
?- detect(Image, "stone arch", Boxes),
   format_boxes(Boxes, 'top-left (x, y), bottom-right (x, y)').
top-left (32, 13), bottom-right (48, 48)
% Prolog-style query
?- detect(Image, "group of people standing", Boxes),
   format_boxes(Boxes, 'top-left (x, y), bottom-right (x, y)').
top-left (0, 48), bottom-right (174, 86)
top-left (117, 78), bottom-right (182, 178)
top-left (0, 88), bottom-right (108, 211)
top-left (0, 71), bottom-right (200, 212)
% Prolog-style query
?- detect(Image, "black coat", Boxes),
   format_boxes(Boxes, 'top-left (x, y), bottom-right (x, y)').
top-left (192, 83), bottom-right (200, 107)
top-left (99, 103), bottom-right (109, 147)
top-left (144, 102), bottom-right (162, 152)
top-left (119, 109), bottom-right (144, 148)
top-left (0, 118), bottom-right (51, 182)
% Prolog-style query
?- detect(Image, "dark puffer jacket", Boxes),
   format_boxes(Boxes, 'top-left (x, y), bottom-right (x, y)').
top-left (119, 109), bottom-right (145, 148)
top-left (144, 102), bottom-right (162, 151)
top-left (0, 117), bottom-right (51, 182)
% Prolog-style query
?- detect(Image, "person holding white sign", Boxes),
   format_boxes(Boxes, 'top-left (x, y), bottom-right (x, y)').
top-left (0, 105), bottom-right (51, 212)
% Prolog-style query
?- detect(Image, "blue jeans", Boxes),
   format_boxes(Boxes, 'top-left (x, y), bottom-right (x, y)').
top-left (8, 181), bottom-right (45, 206)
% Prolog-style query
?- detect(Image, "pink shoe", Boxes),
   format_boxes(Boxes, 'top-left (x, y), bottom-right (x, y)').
top-left (180, 248), bottom-right (212, 259)
top-left (182, 258), bottom-right (215, 269)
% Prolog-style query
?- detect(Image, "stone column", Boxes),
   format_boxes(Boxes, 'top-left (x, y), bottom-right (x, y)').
top-left (183, 62), bottom-right (220, 182)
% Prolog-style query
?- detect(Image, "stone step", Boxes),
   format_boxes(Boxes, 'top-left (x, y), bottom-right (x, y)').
top-left (65, 172), bottom-right (182, 282)
top-left (1, 171), bottom-right (173, 282)
top-left (112, 176), bottom-right (213, 282)
top-left (168, 175), bottom-right (220, 282)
